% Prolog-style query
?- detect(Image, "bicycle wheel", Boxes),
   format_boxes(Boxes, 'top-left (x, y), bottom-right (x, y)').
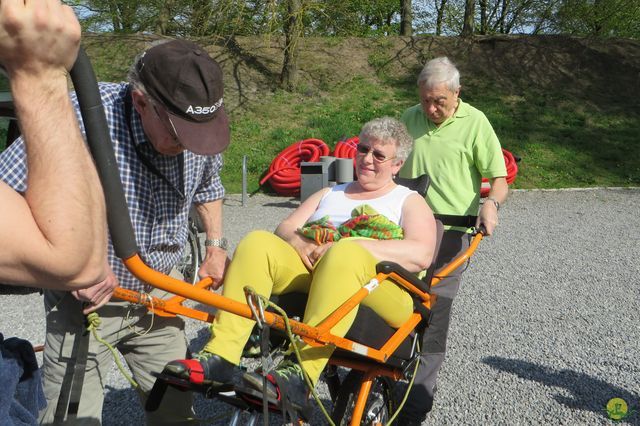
top-left (331, 370), bottom-right (395, 426)
top-left (175, 218), bottom-right (202, 284)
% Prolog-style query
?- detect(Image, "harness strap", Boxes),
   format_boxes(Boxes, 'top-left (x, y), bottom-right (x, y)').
top-left (54, 304), bottom-right (90, 423)
top-left (434, 214), bottom-right (478, 229)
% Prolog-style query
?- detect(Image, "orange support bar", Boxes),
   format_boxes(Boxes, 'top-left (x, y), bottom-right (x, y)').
top-left (431, 232), bottom-right (483, 287)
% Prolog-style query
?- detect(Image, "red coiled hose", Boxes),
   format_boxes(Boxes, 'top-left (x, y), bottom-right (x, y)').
top-left (480, 148), bottom-right (519, 197)
top-left (333, 136), bottom-right (358, 161)
top-left (260, 138), bottom-right (330, 196)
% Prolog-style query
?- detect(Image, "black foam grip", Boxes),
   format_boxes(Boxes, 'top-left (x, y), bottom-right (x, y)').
top-left (69, 48), bottom-right (138, 259)
top-left (376, 261), bottom-right (430, 294)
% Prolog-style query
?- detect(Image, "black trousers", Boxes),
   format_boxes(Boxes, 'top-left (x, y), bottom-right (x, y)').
top-left (398, 230), bottom-right (471, 423)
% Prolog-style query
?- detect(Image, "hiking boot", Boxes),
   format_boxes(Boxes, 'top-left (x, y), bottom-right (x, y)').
top-left (163, 351), bottom-right (235, 386)
top-left (241, 359), bottom-right (311, 416)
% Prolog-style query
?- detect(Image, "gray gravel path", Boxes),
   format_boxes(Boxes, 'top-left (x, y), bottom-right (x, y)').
top-left (1, 188), bottom-right (639, 425)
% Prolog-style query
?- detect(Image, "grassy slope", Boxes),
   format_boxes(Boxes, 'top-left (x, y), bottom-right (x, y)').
top-left (2, 34), bottom-right (639, 193)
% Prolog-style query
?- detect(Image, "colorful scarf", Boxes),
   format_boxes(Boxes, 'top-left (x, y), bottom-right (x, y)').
top-left (298, 204), bottom-right (404, 244)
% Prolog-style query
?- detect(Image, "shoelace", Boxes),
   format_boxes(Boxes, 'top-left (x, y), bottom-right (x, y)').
top-left (274, 360), bottom-right (303, 381)
top-left (193, 350), bottom-right (215, 362)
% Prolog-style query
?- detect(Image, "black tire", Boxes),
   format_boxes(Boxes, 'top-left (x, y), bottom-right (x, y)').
top-left (175, 219), bottom-right (202, 284)
top-left (331, 370), bottom-right (396, 425)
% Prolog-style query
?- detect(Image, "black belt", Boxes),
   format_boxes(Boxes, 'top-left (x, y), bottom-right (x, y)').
top-left (434, 214), bottom-right (478, 229)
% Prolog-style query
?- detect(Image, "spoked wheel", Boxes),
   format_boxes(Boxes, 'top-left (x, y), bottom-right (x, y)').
top-left (175, 208), bottom-right (203, 284)
top-left (331, 370), bottom-right (396, 426)
top-left (174, 220), bottom-right (201, 284)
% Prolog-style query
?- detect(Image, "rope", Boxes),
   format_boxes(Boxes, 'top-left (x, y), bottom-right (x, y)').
top-left (85, 312), bottom-right (138, 388)
top-left (243, 286), bottom-right (336, 426)
top-left (259, 139), bottom-right (330, 196)
top-left (385, 341), bottom-right (421, 425)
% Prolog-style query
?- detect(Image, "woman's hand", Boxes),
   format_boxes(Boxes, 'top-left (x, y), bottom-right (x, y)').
top-left (288, 232), bottom-right (322, 271)
top-left (308, 242), bottom-right (334, 267)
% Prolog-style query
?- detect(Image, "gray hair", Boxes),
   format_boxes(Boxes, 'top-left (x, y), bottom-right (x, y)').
top-left (417, 56), bottom-right (460, 92)
top-left (359, 117), bottom-right (413, 162)
top-left (126, 39), bottom-right (172, 98)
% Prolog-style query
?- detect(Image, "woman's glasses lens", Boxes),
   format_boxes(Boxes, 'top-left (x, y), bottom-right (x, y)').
top-left (356, 144), bottom-right (387, 162)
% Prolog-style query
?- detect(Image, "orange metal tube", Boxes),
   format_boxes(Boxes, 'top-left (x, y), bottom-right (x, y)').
top-left (350, 374), bottom-right (373, 426)
top-left (122, 254), bottom-right (321, 340)
top-left (113, 287), bottom-right (214, 322)
top-left (167, 276), bottom-right (214, 305)
top-left (431, 232), bottom-right (483, 287)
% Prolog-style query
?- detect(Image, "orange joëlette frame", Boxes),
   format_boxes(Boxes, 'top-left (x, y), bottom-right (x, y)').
top-left (114, 232), bottom-right (483, 364)
top-left (113, 232), bottom-right (482, 426)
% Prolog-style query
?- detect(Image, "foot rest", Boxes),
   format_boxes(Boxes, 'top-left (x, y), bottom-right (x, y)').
top-left (235, 383), bottom-right (311, 422)
top-left (145, 372), bottom-right (235, 412)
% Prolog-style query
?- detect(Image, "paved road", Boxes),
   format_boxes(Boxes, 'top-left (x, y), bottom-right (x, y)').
top-left (1, 188), bottom-right (639, 425)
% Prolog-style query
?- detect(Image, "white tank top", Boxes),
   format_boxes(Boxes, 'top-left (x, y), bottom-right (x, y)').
top-left (307, 183), bottom-right (416, 226)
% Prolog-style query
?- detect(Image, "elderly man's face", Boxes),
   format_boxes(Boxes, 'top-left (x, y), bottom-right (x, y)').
top-left (418, 82), bottom-right (460, 125)
top-left (131, 89), bottom-right (186, 156)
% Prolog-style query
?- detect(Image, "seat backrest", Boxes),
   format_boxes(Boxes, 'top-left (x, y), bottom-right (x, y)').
top-left (393, 173), bottom-right (430, 197)
top-left (393, 173), bottom-right (443, 289)
top-left (422, 219), bottom-right (444, 290)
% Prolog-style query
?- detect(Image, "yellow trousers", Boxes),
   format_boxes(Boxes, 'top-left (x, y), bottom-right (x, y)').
top-left (204, 230), bottom-right (413, 384)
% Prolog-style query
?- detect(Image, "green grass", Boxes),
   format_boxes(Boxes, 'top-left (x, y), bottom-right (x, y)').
top-left (466, 86), bottom-right (640, 189)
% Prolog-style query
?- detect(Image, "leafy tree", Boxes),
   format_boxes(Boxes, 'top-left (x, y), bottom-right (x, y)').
top-left (552, 0), bottom-right (640, 37)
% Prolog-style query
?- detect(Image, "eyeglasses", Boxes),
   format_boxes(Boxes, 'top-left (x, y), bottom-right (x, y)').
top-left (355, 144), bottom-right (396, 163)
top-left (152, 103), bottom-right (182, 147)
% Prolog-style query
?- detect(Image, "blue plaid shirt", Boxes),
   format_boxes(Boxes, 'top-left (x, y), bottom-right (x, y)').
top-left (0, 82), bottom-right (225, 292)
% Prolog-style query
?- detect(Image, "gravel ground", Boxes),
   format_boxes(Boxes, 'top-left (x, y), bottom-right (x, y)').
top-left (1, 188), bottom-right (639, 425)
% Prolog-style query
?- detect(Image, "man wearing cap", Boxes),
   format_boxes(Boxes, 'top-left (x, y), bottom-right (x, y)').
top-left (0, 39), bottom-right (230, 424)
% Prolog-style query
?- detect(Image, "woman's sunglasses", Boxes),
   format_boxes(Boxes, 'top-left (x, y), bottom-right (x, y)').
top-left (355, 144), bottom-right (396, 163)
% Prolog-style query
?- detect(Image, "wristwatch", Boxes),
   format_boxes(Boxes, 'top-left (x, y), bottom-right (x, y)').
top-left (204, 237), bottom-right (228, 250)
top-left (486, 197), bottom-right (500, 211)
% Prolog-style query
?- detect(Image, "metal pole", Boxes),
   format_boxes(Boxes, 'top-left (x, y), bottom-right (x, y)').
top-left (242, 155), bottom-right (247, 207)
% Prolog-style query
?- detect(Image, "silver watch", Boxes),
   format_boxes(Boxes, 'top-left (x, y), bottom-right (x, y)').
top-left (204, 237), bottom-right (228, 250)
top-left (486, 197), bottom-right (500, 211)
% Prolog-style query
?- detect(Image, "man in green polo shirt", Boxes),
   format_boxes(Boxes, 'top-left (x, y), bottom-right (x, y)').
top-left (397, 57), bottom-right (509, 424)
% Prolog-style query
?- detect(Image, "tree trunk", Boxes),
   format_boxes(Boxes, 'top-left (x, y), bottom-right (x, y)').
top-left (400, 0), bottom-right (413, 36)
top-left (498, 0), bottom-right (510, 33)
top-left (189, 0), bottom-right (213, 37)
top-left (281, 0), bottom-right (302, 91)
top-left (435, 0), bottom-right (447, 36)
top-left (479, 0), bottom-right (488, 34)
top-left (461, 0), bottom-right (475, 36)
top-left (156, 0), bottom-right (176, 35)
top-left (108, 0), bottom-right (122, 32)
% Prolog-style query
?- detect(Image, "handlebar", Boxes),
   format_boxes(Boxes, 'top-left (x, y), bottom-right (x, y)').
top-left (68, 48), bottom-right (139, 259)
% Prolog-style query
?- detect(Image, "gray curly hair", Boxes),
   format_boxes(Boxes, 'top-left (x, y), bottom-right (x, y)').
top-left (359, 117), bottom-right (413, 162)
top-left (417, 56), bottom-right (460, 92)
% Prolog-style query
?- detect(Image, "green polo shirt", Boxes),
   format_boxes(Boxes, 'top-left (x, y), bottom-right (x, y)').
top-left (399, 100), bottom-right (506, 227)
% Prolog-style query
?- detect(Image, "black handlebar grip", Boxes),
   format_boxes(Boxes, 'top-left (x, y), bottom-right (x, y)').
top-left (376, 261), bottom-right (430, 294)
top-left (69, 48), bottom-right (139, 259)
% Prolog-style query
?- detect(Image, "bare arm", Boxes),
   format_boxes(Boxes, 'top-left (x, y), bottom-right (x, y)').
top-left (0, 0), bottom-right (107, 289)
top-left (275, 188), bottom-right (329, 270)
top-left (352, 193), bottom-right (436, 273)
top-left (476, 176), bottom-right (508, 236)
top-left (195, 198), bottom-right (229, 288)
